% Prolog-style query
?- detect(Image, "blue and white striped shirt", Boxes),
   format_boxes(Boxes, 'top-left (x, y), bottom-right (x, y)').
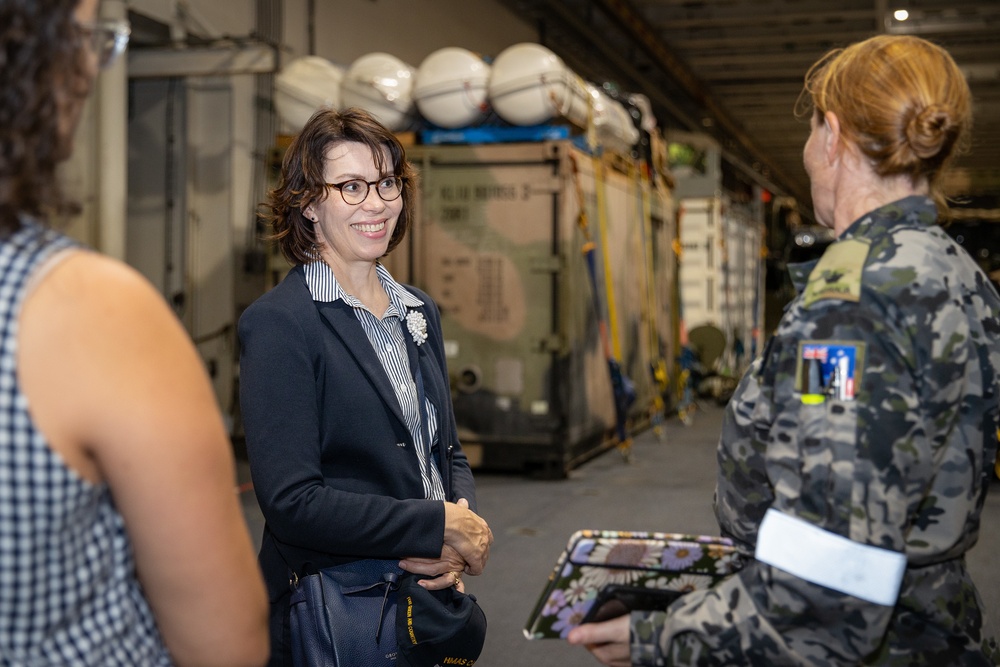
top-left (304, 260), bottom-right (446, 500)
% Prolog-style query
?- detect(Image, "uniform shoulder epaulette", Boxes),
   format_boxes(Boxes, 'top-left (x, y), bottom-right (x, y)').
top-left (802, 238), bottom-right (871, 308)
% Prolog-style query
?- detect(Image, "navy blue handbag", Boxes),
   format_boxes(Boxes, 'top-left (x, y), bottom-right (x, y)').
top-left (289, 559), bottom-right (403, 667)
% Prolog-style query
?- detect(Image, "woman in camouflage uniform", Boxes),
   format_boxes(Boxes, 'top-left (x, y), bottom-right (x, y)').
top-left (569, 34), bottom-right (1000, 666)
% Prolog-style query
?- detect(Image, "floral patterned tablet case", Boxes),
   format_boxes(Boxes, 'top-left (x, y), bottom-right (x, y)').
top-left (523, 529), bottom-right (744, 639)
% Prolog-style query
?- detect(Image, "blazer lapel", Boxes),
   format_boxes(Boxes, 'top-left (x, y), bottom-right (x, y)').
top-left (315, 299), bottom-right (408, 430)
top-left (403, 321), bottom-right (420, 380)
top-left (404, 306), bottom-right (443, 403)
top-left (405, 305), bottom-right (453, 494)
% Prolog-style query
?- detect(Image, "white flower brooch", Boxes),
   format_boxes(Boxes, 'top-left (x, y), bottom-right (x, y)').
top-left (406, 310), bottom-right (428, 346)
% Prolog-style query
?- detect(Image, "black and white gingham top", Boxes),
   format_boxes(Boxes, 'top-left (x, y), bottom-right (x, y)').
top-left (303, 260), bottom-right (446, 500)
top-left (0, 221), bottom-right (170, 665)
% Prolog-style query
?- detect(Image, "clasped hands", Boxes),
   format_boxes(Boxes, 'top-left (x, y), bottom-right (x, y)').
top-left (398, 498), bottom-right (493, 592)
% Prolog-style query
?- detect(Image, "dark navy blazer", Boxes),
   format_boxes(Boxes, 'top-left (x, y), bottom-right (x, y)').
top-left (238, 264), bottom-right (477, 609)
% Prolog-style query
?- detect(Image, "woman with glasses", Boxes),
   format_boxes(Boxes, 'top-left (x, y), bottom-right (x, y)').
top-left (239, 107), bottom-right (493, 665)
top-left (0, 0), bottom-right (269, 665)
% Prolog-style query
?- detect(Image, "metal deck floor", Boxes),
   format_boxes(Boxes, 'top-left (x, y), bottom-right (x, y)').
top-left (238, 402), bottom-right (1000, 667)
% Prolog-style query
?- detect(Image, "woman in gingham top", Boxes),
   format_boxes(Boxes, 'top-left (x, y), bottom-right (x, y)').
top-left (0, 0), bottom-right (268, 664)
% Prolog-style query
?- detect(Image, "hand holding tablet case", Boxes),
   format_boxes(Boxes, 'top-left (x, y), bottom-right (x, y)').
top-left (581, 584), bottom-right (686, 624)
top-left (523, 529), bottom-right (745, 639)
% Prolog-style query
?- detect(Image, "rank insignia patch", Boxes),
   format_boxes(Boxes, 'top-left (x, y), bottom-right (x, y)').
top-left (795, 341), bottom-right (865, 402)
top-left (802, 238), bottom-right (870, 308)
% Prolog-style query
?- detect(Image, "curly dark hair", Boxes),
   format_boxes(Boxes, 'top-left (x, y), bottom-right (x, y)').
top-left (262, 107), bottom-right (417, 265)
top-left (0, 0), bottom-right (88, 233)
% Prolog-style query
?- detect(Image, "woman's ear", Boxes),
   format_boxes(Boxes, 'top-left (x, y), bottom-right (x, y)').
top-left (823, 110), bottom-right (842, 163)
top-left (302, 204), bottom-right (316, 222)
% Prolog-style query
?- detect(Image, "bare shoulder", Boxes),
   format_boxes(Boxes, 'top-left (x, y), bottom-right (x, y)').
top-left (23, 249), bottom-right (202, 379)
top-left (20, 249), bottom-right (219, 474)
top-left (27, 249), bottom-right (176, 328)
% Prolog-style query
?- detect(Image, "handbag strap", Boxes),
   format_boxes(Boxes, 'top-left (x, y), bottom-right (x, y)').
top-left (268, 536), bottom-right (301, 590)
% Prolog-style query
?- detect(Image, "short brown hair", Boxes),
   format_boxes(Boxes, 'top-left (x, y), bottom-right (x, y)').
top-left (799, 35), bottom-right (971, 213)
top-left (262, 107), bottom-right (416, 265)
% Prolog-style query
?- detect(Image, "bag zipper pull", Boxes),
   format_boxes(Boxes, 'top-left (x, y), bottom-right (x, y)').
top-left (375, 572), bottom-right (399, 644)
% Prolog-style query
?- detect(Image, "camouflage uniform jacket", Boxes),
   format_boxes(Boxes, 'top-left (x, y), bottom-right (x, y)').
top-left (632, 196), bottom-right (1000, 665)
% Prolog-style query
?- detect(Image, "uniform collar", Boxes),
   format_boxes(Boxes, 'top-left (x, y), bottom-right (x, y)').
top-left (787, 260), bottom-right (819, 295)
top-left (838, 195), bottom-right (938, 242)
top-left (786, 196), bottom-right (937, 295)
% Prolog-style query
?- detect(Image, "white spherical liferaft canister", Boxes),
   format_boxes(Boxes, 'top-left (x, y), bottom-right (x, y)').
top-left (487, 42), bottom-right (590, 128)
top-left (412, 47), bottom-right (492, 129)
top-left (339, 52), bottom-right (418, 132)
top-left (274, 56), bottom-right (344, 133)
top-left (588, 83), bottom-right (640, 155)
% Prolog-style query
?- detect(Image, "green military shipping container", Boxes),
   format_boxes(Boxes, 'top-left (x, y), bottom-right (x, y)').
top-left (384, 140), bottom-right (676, 477)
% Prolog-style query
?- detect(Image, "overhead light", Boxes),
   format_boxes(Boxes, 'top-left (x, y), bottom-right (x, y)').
top-left (887, 8), bottom-right (990, 35)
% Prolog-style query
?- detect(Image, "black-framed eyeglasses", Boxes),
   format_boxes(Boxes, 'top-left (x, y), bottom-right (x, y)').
top-left (326, 177), bottom-right (405, 206)
top-left (76, 18), bottom-right (131, 69)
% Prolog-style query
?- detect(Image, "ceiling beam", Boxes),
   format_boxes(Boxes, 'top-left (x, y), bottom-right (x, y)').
top-left (646, 8), bottom-right (878, 30)
top-left (583, 0), bottom-right (811, 203)
top-left (687, 52), bottom-right (828, 68)
top-left (664, 29), bottom-right (881, 51)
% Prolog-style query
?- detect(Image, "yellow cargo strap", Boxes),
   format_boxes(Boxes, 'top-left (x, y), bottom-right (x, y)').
top-left (632, 160), bottom-right (668, 416)
top-left (569, 154), bottom-right (610, 359)
top-left (591, 155), bottom-right (621, 362)
top-left (586, 112), bottom-right (631, 458)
